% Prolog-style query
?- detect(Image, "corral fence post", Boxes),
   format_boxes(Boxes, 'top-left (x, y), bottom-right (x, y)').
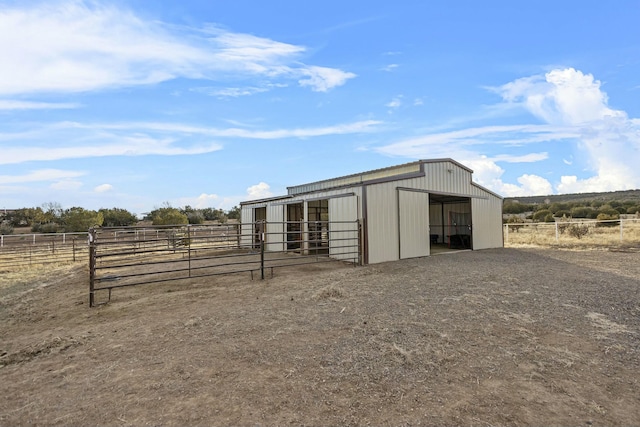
top-left (259, 220), bottom-right (265, 280)
top-left (187, 224), bottom-right (192, 278)
top-left (88, 227), bottom-right (97, 307)
top-left (358, 219), bottom-right (363, 266)
top-left (620, 219), bottom-right (624, 242)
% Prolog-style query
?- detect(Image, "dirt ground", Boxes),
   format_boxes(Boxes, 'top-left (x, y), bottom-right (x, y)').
top-left (1, 247), bottom-right (639, 426)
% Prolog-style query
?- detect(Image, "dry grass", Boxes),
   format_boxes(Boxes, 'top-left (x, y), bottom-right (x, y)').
top-left (505, 220), bottom-right (640, 249)
top-left (1, 248), bottom-right (639, 426)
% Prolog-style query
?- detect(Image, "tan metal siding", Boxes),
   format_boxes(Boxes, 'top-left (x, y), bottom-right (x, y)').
top-left (472, 195), bottom-right (504, 249)
top-left (288, 163), bottom-right (420, 195)
top-left (398, 189), bottom-right (430, 259)
top-left (266, 204), bottom-right (285, 252)
top-left (366, 182), bottom-right (400, 264)
top-left (240, 207), bottom-right (254, 248)
top-left (329, 195), bottom-right (358, 260)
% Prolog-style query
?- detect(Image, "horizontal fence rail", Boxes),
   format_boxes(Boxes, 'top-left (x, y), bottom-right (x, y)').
top-left (89, 220), bottom-right (361, 307)
top-left (0, 232), bottom-right (88, 270)
top-left (504, 218), bottom-right (640, 246)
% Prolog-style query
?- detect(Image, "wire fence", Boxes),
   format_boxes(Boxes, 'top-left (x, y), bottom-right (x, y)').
top-left (0, 232), bottom-right (88, 270)
top-left (89, 220), bottom-right (361, 307)
top-left (504, 218), bottom-right (640, 247)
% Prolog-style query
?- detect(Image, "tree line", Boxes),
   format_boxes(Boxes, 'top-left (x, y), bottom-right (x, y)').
top-left (0, 202), bottom-right (241, 235)
top-left (503, 199), bottom-right (640, 223)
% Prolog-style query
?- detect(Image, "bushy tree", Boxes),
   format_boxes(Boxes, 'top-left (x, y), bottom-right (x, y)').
top-left (570, 206), bottom-right (595, 218)
top-left (503, 201), bottom-right (535, 214)
top-left (186, 211), bottom-right (204, 225)
top-left (151, 206), bottom-right (188, 226)
top-left (596, 213), bottom-right (619, 227)
top-left (100, 208), bottom-right (138, 227)
top-left (548, 202), bottom-right (570, 214)
top-left (597, 205), bottom-right (619, 218)
top-left (0, 220), bottom-right (14, 235)
top-left (532, 209), bottom-right (552, 222)
top-left (30, 202), bottom-right (64, 232)
top-left (41, 202), bottom-right (64, 223)
top-left (62, 207), bottom-right (104, 232)
top-left (227, 205), bottom-right (241, 220)
top-left (201, 207), bottom-right (227, 222)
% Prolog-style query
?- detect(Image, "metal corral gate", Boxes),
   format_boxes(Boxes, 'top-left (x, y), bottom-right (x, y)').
top-left (89, 220), bottom-right (361, 306)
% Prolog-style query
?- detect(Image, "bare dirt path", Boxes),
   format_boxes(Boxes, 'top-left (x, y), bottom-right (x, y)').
top-left (1, 248), bottom-right (639, 426)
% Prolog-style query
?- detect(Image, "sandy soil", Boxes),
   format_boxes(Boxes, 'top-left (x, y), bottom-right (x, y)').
top-left (1, 247), bottom-right (639, 426)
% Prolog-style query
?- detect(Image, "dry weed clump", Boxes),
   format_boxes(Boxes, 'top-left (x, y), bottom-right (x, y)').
top-left (313, 284), bottom-right (346, 300)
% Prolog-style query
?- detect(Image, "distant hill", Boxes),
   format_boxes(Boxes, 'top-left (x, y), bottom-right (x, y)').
top-left (505, 189), bottom-right (640, 205)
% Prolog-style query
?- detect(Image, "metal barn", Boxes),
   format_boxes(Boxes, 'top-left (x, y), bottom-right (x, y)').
top-left (240, 159), bottom-right (503, 264)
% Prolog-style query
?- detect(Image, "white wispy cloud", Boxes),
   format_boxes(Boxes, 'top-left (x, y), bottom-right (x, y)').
top-left (192, 83), bottom-right (288, 98)
top-left (376, 124), bottom-right (574, 158)
top-left (382, 64), bottom-right (399, 72)
top-left (0, 1), bottom-right (355, 96)
top-left (0, 135), bottom-right (223, 165)
top-left (51, 180), bottom-right (83, 191)
top-left (0, 169), bottom-right (85, 184)
top-left (376, 67), bottom-right (640, 196)
top-left (176, 193), bottom-right (220, 209)
top-left (0, 119), bottom-right (381, 164)
top-left (246, 182), bottom-right (273, 199)
top-left (94, 184), bottom-right (113, 193)
top-left (0, 100), bottom-right (80, 110)
top-left (495, 67), bottom-right (639, 193)
top-left (386, 96), bottom-right (402, 109)
top-left (298, 66), bottom-right (356, 92)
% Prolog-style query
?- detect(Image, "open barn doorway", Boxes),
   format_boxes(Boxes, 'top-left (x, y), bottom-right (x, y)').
top-left (286, 202), bottom-right (304, 250)
top-left (428, 194), bottom-right (472, 254)
top-left (253, 207), bottom-right (266, 247)
top-left (308, 199), bottom-right (329, 254)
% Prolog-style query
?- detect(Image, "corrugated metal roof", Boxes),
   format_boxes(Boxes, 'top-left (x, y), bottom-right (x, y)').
top-left (286, 158), bottom-right (474, 196)
top-left (287, 160), bottom-right (417, 195)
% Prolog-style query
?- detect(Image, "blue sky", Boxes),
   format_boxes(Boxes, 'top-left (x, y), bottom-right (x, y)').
top-left (1, 0), bottom-right (639, 215)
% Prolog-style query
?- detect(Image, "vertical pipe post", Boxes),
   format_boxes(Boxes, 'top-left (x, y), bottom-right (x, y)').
top-left (260, 221), bottom-right (265, 280)
top-left (357, 220), bottom-right (363, 266)
top-left (555, 221), bottom-right (559, 243)
top-left (187, 225), bottom-right (192, 278)
top-left (620, 219), bottom-right (623, 242)
top-left (88, 228), bottom-right (96, 307)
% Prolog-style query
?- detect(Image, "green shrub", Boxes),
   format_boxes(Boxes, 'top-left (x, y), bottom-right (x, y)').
top-left (152, 207), bottom-right (188, 226)
top-left (596, 213), bottom-right (619, 227)
top-left (100, 208), bottom-right (138, 227)
top-left (532, 209), bottom-right (552, 222)
top-left (62, 207), bottom-right (104, 232)
top-left (0, 221), bottom-right (14, 235)
top-left (32, 222), bottom-right (60, 233)
top-left (187, 211), bottom-right (204, 225)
